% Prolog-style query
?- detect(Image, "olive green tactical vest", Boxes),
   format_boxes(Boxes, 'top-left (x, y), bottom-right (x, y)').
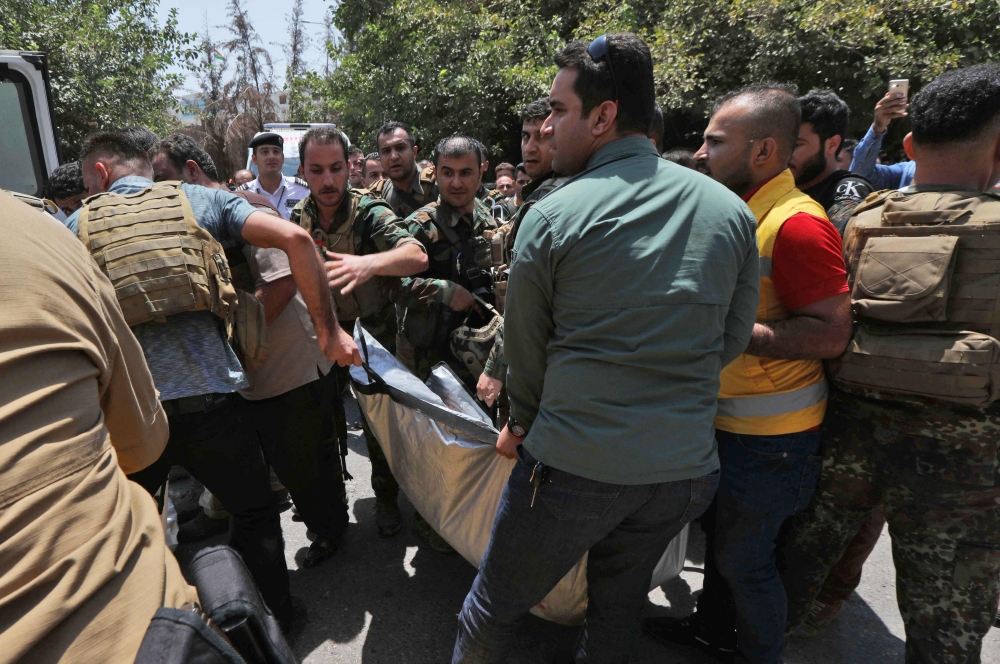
top-left (829, 188), bottom-right (1000, 406)
top-left (77, 181), bottom-right (239, 328)
top-left (299, 189), bottom-right (390, 323)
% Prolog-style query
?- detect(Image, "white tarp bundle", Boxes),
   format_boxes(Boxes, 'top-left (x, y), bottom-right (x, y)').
top-left (349, 322), bottom-right (689, 625)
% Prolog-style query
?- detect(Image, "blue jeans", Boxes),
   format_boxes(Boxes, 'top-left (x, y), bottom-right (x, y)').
top-left (713, 430), bottom-right (822, 664)
top-left (452, 447), bottom-right (719, 663)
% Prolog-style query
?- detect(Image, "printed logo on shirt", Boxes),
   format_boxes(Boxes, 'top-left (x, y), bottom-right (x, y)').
top-left (836, 180), bottom-right (864, 199)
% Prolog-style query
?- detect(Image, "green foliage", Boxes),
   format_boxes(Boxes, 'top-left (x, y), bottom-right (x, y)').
top-left (0, 0), bottom-right (197, 157)
top-left (322, 0), bottom-right (1000, 155)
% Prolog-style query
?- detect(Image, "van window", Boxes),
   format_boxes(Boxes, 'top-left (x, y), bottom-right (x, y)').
top-left (0, 71), bottom-right (45, 197)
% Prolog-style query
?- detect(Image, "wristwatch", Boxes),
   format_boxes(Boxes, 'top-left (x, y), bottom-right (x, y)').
top-left (508, 416), bottom-right (526, 437)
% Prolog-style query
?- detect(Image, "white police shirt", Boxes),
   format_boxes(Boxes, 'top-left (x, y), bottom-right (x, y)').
top-left (241, 175), bottom-right (309, 220)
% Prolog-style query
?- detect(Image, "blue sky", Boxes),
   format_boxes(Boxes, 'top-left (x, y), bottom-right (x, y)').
top-left (156, 0), bottom-right (335, 93)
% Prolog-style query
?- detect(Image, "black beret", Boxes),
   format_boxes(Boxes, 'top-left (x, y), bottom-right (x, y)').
top-left (249, 132), bottom-right (283, 150)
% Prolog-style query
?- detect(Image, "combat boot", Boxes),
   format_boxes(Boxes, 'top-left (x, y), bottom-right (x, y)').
top-left (375, 494), bottom-right (402, 538)
top-left (412, 511), bottom-right (456, 554)
top-left (788, 598), bottom-right (844, 640)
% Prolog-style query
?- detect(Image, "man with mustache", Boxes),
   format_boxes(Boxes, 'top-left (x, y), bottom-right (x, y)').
top-left (238, 132), bottom-right (309, 220)
top-left (369, 121), bottom-right (439, 219)
top-left (288, 127), bottom-right (428, 543)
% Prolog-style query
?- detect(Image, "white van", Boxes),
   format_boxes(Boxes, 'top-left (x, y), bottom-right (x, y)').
top-left (245, 122), bottom-right (339, 178)
top-left (0, 51), bottom-right (61, 197)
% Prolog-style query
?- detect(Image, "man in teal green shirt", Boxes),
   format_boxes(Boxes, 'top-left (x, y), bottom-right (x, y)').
top-left (452, 33), bottom-right (759, 663)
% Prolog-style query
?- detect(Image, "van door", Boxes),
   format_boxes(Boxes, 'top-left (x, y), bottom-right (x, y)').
top-left (0, 51), bottom-right (60, 196)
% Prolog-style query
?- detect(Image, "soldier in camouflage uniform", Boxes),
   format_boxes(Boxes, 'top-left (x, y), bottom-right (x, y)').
top-left (368, 121), bottom-right (439, 219)
top-left (395, 135), bottom-right (499, 387)
top-left (476, 99), bottom-right (566, 407)
top-left (290, 127), bottom-right (429, 540)
top-left (779, 65), bottom-right (1000, 662)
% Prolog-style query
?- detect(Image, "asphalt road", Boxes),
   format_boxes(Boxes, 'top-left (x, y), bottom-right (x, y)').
top-left (178, 393), bottom-right (1000, 663)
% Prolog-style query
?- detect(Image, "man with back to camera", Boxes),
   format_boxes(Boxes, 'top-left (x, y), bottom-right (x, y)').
top-left (645, 85), bottom-right (852, 664)
top-left (62, 129), bottom-right (361, 634)
top-left (237, 132), bottom-right (310, 219)
top-left (288, 126), bottom-right (428, 543)
top-left (370, 121), bottom-right (439, 219)
top-left (363, 151), bottom-right (386, 188)
top-left (780, 62), bottom-right (1000, 664)
top-left (0, 190), bottom-right (198, 663)
top-left (789, 90), bottom-right (874, 233)
top-left (451, 33), bottom-right (760, 663)
top-left (475, 98), bottom-right (568, 409)
top-left (234, 168), bottom-right (255, 186)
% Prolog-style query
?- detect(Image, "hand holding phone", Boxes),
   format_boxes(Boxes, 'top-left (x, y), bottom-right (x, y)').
top-left (873, 79), bottom-right (910, 133)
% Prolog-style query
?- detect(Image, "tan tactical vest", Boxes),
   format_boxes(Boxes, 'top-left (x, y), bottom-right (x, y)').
top-left (829, 188), bottom-right (1000, 406)
top-left (77, 182), bottom-right (239, 328)
top-left (301, 189), bottom-right (390, 323)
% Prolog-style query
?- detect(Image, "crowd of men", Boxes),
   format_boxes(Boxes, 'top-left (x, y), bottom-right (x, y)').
top-left (2, 28), bottom-right (999, 664)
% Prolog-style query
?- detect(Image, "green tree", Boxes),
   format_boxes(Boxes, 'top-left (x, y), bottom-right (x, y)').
top-left (320, 0), bottom-right (1000, 157)
top-left (0, 0), bottom-right (197, 156)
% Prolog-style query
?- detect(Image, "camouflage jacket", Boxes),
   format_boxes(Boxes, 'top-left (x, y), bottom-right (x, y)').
top-left (395, 197), bottom-right (497, 309)
top-left (368, 166), bottom-right (439, 219)
top-left (291, 186), bottom-right (421, 323)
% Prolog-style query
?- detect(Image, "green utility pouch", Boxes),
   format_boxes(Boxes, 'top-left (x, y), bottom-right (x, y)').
top-left (233, 289), bottom-right (269, 370)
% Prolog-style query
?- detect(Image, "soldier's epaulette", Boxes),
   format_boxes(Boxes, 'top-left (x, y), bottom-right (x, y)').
top-left (294, 176), bottom-right (309, 188)
top-left (368, 178), bottom-right (389, 197)
top-left (419, 165), bottom-right (436, 184)
top-left (234, 182), bottom-right (250, 191)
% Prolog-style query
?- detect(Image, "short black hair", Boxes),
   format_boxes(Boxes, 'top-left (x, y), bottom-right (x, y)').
top-left (911, 63), bottom-right (1000, 145)
top-left (156, 133), bottom-right (219, 181)
top-left (375, 121), bottom-right (415, 149)
top-left (520, 98), bottom-right (551, 123)
top-left (434, 135), bottom-right (482, 169)
top-left (648, 103), bottom-right (664, 153)
top-left (348, 145), bottom-right (363, 157)
top-left (121, 126), bottom-right (160, 153)
top-left (840, 138), bottom-right (858, 155)
top-left (515, 162), bottom-right (527, 176)
top-left (299, 126), bottom-right (351, 165)
top-left (470, 137), bottom-right (487, 163)
top-left (713, 83), bottom-right (801, 162)
top-left (799, 90), bottom-right (850, 156)
top-left (45, 161), bottom-right (85, 200)
top-left (663, 149), bottom-right (696, 169)
top-left (362, 151), bottom-right (380, 177)
top-left (553, 33), bottom-right (655, 136)
top-left (80, 130), bottom-right (152, 169)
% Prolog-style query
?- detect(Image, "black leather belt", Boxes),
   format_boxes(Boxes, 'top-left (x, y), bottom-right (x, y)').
top-left (161, 393), bottom-right (232, 418)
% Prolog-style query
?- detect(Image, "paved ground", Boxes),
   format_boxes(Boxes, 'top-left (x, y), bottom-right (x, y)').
top-left (176, 393), bottom-right (1000, 663)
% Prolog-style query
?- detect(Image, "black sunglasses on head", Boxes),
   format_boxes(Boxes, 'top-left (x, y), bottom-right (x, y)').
top-left (587, 34), bottom-right (619, 103)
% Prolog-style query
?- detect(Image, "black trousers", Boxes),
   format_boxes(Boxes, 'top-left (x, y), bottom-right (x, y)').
top-left (241, 370), bottom-right (349, 542)
top-left (128, 395), bottom-right (290, 622)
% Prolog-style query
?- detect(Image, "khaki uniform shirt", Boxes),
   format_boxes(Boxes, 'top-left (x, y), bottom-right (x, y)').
top-left (0, 192), bottom-right (197, 663)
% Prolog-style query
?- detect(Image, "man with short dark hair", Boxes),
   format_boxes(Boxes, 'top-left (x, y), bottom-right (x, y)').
top-left (452, 34), bottom-right (758, 662)
top-left (244, 126), bottom-right (426, 558)
top-left (790, 90), bottom-right (874, 233)
top-left (45, 161), bottom-right (87, 217)
top-left (494, 161), bottom-right (515, 181)
top-left (152, 133), bottom-right (221, 184)
top-left (781, 62), bottom-right (1000, 664)
top-left (495, 175), bottom-right (515, 197)
top-left (836, 137), bottom-right (858, 170)
top-left (121, 126), bottom-right (160, 152)
top-left (393, 135), bottom-right (499, 554)
top-left (647, 85), bottom-right (852, 664)
top-left (512, 163), bottom-right (531, 206)
top-left (347, 144), bottom-right (365, 188)
top-left (238, 132), bottom-right (309, 219)
top-left (362, 151), bottom-right (386, 188)
top-left (370, 121), bottom-right (438, 218)
top-left (63, 128), bottom-right (361, 634)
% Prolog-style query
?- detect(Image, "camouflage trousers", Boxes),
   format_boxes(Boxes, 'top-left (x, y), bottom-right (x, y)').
top-left (779, 388), bottom-right (1000, 663)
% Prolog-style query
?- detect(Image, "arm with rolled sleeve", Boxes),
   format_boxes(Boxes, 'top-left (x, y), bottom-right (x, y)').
top-left (503, 209), bottom-right (555, 430)
top-left (849, 127), bottom-right (914, 190)
top-left (721, 213), bottom-right (761, 368)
